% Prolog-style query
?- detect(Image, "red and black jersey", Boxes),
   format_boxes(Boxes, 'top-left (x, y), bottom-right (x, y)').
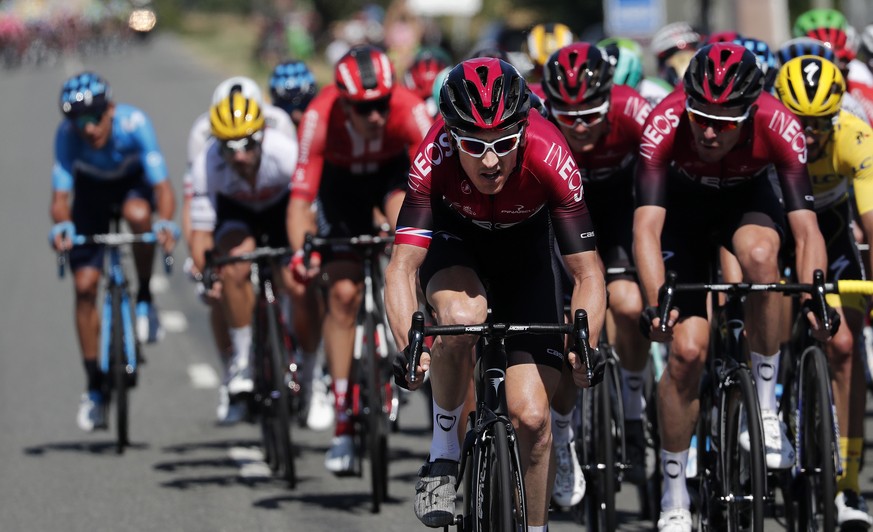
top-left (635, 88), bottom-right (813, 212)
top-left (395, 112), bottom-right (596, 255)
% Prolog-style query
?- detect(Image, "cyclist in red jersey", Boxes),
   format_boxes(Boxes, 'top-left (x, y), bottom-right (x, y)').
top-left (634, 43), bottom-right (829, 532)
top-left (286, 44), bottom-right (432, 474)
top-left (386, 57), bottom-right (606, 529)
top-left (541, 42), bottom-right (654, 505)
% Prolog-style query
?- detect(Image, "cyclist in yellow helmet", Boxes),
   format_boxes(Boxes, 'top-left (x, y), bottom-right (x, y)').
top-left (526, 22), bottom-right (575, 79)
top-left (188, 92), bottom-right (302, 424)
top-left (776, 55), bottom-right (873, 528)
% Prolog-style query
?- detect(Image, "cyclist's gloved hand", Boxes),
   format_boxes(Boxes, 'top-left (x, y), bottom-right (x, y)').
top-left (392, 344), bottom-right (430, 391)
top-left (801, 298), bottom-right (841, 339)
top-left (640, 305), bottom-right (678, 342)
top-left (290, 249), bottom-right (321, 284)
top-left (48, 221), bottom-right (76, 251)
top-left (153, 219), bottom-right (180, 251)
top-left (569, 347), bottom-right (606, 388)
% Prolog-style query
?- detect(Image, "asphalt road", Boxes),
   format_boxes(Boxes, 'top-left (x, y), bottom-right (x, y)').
top-left (1, 34), bottom-right (871, 532)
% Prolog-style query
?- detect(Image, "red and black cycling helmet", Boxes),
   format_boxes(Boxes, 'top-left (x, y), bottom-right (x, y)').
top-left (684, 43), bottom-right (764, 108)
top-left (334, 44), bottom-right (395, 101)
top-left (439, 57), bottom-right (531, 131)
top-left (542, 42), bottom-right (614, 105)
top-left (405, 47), bottom-right (451, 101)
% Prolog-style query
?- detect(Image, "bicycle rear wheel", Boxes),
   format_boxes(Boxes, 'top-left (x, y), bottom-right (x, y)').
top-left (473, 420), bottom-right (526, 531)
top-left (111, 289), bottom-right (128, 454)
top-left (721, 367), bottom-right (765, 532)
top-left (795, 346), bottom-right (837, 532)
top-left (266, 300), bottom-right (296, 488)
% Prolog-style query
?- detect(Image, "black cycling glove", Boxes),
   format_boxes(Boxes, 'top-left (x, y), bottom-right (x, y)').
top-left (800, 298), bottom-right (841, 337)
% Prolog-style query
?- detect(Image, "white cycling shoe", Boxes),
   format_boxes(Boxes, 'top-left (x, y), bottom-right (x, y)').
top-left (552, 441), bottom-right (586, 507)
top-left (739, 410), bottom-right (794, 469)
top-left (324, 434), bottom-right (355, 474)
top-left (657, 508), bottom-right (693, 532)
top-left (77, 391), bottom-right (106, 432)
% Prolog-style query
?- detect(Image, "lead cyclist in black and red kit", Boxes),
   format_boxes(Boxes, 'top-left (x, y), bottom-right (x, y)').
top-left (385, 57), bottom-right (606, 530)
top-left (286, 45), bottom-right (432, 474)
top-left (633, 43), bottom-right (829, 532)
top-left (540, 42), bottom-right (654, 504)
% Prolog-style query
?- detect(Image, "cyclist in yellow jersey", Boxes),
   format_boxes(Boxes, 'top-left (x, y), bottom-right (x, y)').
top-left (776, 55), bottom-right (873, 528)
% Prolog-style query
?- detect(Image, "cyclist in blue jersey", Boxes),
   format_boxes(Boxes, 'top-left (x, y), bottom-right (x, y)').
top-left (48, 72), bottom-right (178, 432)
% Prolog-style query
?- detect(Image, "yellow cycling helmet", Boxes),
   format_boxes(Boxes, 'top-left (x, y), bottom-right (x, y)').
top-left (526, 23), bottom-right (575, 68)
top-left (210, 92), bottom-right (265, 141)
top-left (774, 55), bottom-right (845, 116)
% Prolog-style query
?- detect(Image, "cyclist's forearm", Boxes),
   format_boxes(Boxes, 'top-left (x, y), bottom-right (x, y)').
top-left (385, 246), bottom-right (427, 350)
top-left (633, 208), bottom-right (666, 307)
top-left (189, 230), bottom-right (213, 273)
top-left (287, 197), bottom-right (315, 251)
top-left (788, 209), bottom-right (827, 285)
top-left (50, 190), bottom-right (71, 223)
top-left (153, 180), bottom-right (176, 221)
top-left (566, 251), bottom-right (606, 345)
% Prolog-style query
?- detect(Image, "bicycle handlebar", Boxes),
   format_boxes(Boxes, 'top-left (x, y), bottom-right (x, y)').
top-left (406, 309), bottom-right (595, 384)
top-left (656, 269), bottom-right (873, 335)
top-left (201, 246), bottom-right (294, 290)
top-left (302, 233), bottom-right (394, 268)
top-left (57, 232), bottom-right (174, 278)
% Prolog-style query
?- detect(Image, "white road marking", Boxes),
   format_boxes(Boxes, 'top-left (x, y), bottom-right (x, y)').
top-left (187, 363), bottom-right (220, 389)
top-left (228, 446), bottom-right (271, 478)
top-left (159, 310), bottom-right (188, 333)
top-left (150, 275), bottom-right (169, 293)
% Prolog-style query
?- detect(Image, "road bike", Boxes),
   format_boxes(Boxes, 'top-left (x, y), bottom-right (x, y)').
top-left (304, 233), bottom-right (400, 513)
top-left (779, 273), bottom-right (873, 532)
top-left (406, 308), bottom-right (598, 531)
top-left (58, 223), bottom-right (172, 454)
top-left (203, 246), bottom-right (299, 488)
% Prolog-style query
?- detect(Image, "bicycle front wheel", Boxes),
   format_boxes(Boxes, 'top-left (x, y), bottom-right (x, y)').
top-left (111, 289), bottom-right (128, 454)
top-left (266, 300), bottom-right (296, 488)
top-left (363, 312), bottom-right (388, 513)
top-left (796, 346), bottom-right (837, 532)
top-left (583, 367), bottom-right (618, 532)
top-left (473, 420), bottom-right (527, 532)
top-left (721, 367), bottom-right (766, 532)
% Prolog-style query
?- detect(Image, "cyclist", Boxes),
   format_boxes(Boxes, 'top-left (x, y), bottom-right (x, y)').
top-left (404, 46), bottom-right (451, 118)
top-left (793, 8), bottom-right (873, 123)
top-left (269, 59), bottom-right (319, 127)
top-left (49, 71), bottom-right (178, 431)
top-left (599, 36), bottom-right (671, 106)
top-left (540, 41), bottom-right (653, 504)
top-left (386, 57), bottom-right (606, 530)
top-left (733, 37), bottom-right (779, 92)
top-left (775, 55), bottom-right (873, 528)
top-left (525, 22), bottom-right (575, 81)
top-left (266, 60), bottom-right (330, 429)
top-left (776, 37), bottom-right (871, 123)
top-left (287, 44), bottom-right (432, 474)
top-left (186, 93), bottom-right (299, 424)
top-left (182, 76), bottom-right (300, 424)
top-left (649, 21), bottom-right (702, 87)
top-left (634, 43), bottom-right (828, 531)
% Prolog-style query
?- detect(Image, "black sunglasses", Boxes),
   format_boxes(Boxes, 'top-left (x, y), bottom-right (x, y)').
top-left (350, 97), bottom-right (391, 116)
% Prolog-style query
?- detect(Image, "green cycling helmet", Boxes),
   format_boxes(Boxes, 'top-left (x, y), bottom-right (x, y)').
top-left (793, 8), bottom-right (847, 37)
top-left (431, 66), bottom-right (450, 107)
top-left (598, 37), bottom-right (644, 89)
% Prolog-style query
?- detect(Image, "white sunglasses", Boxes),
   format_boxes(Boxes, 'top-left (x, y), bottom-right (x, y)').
top-left (451, 129), bottom-right (523, 157)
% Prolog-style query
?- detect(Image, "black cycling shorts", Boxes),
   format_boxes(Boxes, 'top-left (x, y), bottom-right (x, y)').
top-left (661, 173), bottom-right (785, 318)
top-left (315, 157), bottom-right (408, 262)
top-left (585, 166), bottom-right (636, 280)
top-left (419, 206), bottom-right (566, 371)
top-left (70, 172), bottom-right (155, 271)
top-left (214, 191), bottom-right (291, 249)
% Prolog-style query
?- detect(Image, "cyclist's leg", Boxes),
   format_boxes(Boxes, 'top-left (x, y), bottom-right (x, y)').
top-left (215, 225), bottom-right (256, 394)
top-left (122, 177), bottom-right (163, 342)
top-left (506, 359), bottom-right (561, 525)
top-left (658, 317), bottom-right (708, 522)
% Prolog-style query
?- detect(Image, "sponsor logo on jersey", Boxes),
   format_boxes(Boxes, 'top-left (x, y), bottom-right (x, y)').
top-left (409, 131), bottom-right (454, 187)
top-left (543, 143), bottom-right (584, 201)
top-left (639, 108), bottom-right (680, 160)
top-left (623, 96), bottom-right (652, 126)
top-left (768, 110), bottom-right (806, 164)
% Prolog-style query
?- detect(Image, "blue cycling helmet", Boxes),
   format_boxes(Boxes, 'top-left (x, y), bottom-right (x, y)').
top-left (269, 60), bottom-right (318, 114)
top-left (59, 71), bottom-right (111, 116)
top-left (734, 37), bottom-right (778, 91)
top-left (776, 37), bottom-right (836, 66)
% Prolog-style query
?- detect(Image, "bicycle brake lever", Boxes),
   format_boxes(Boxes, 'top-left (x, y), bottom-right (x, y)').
top-left (57, 251), bottom-right (67, 279)
top-left (408, 311), bottom-right (425, 384)
top-left (658, 271), bottom-right (677, 334)
top-left (573, 309), bottom-right (594, 384)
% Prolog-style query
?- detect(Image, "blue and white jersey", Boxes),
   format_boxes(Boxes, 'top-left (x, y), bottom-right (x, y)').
top-left (52, 103), bottom-right (168, 192)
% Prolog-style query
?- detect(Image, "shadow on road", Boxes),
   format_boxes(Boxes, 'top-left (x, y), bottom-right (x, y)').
top-left (252, 491), bottom-right (404, 512)
top-left (23, 440), bottom-right (149, 456)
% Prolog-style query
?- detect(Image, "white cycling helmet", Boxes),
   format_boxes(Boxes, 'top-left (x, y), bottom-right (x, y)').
top-left (211, 76), bottom-right (264, 107)
top-left (650, 21), bottom-right (702, 61)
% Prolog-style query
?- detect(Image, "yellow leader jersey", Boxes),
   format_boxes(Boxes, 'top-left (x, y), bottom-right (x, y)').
top-left (808, 111), bottom-right (873, 214)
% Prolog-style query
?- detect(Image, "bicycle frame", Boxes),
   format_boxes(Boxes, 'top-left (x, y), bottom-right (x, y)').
top-left (99, 244), bottom-right (137, 376)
